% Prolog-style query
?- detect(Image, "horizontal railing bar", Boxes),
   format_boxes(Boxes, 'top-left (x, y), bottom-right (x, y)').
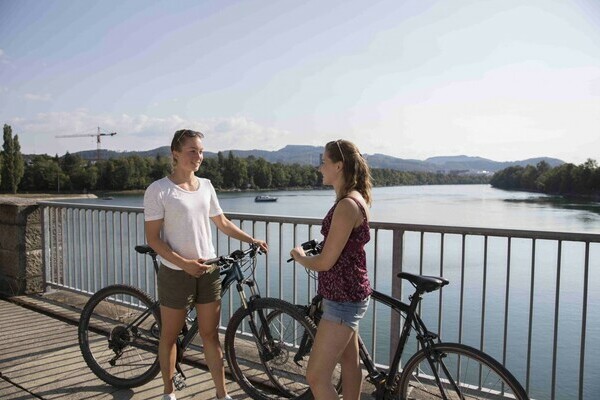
top-left (39, 202), bottom-right (600, 243)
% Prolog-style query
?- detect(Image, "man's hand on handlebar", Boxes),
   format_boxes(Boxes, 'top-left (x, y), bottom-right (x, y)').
top-left (252, 239), bottom-right (269, 254)
top-left (183, 259), bottom-right (214, 278)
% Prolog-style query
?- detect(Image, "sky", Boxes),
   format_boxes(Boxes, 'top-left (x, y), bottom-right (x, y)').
top-left (1, 0), bottom-right (599, 164)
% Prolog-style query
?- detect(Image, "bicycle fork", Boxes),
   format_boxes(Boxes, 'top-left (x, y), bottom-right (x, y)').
top-left (234, 281), bottom-right (282, 361)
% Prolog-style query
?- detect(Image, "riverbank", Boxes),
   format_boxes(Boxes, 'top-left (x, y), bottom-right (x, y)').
top-left (0, 193), bottom-right (98, 199)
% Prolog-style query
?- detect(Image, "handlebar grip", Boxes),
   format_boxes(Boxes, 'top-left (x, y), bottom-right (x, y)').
top-left (287, 246), bottom-right (320, 263)
top-left (205, 256), bottom-right (222, 265)
top-left (302, 239), bottom-right (318, 251)
top-left (287, 239), bottom-right (322, 263)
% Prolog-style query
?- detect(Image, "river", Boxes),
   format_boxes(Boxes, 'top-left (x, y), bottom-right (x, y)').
top-left (92, 184), bottom-right (600, 233)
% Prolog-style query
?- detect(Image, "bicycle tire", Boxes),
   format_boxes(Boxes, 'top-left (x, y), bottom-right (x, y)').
top-left (263, 307), bottom-right (343, 396)
top-left (78, 284), bottom-right (161, 388)
top-left (224, 297), bottom-right (317, 400)
top-left (398, 342), bottom-right (529, 400)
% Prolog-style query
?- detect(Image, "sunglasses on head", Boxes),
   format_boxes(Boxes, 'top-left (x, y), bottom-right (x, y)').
top-left (176, 129), bottom-right (204, 144)
top-left (335, 140), bottom-right (345, 163)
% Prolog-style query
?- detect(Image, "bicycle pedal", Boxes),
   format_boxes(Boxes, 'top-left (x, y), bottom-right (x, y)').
top-left (172, 372), bottom-right (186, 390)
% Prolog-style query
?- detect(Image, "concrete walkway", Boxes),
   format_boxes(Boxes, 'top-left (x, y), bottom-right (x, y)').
top-left (0, 296), bottom-right (244, 400)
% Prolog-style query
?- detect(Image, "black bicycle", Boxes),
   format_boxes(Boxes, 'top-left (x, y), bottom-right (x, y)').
top-left (285, 239), bottom-right (529, 400)
top-left (78, 243), bottom-right (317, 399)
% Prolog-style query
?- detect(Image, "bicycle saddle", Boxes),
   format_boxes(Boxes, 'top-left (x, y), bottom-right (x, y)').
top-left (134, 244), bottom-right (155, 255)
top-left (397, 272), bottom-right (449, 293)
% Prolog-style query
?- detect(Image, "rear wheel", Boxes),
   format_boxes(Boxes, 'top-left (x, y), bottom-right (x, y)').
top-left (224, 297), bottom-right (317, 400)
top-left (78, 284), bottom-right (161, 388)
top-left (398, 343), bottom-right (529, 399)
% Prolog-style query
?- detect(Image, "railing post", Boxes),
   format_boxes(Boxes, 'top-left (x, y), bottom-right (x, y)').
top-left (390, 228), bottom-right (404, 366)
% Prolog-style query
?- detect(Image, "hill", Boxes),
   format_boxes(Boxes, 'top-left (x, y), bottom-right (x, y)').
top-left (49, 145), bottom-right (565, 174)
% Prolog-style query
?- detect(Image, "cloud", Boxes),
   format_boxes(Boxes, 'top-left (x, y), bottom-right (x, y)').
top-left (23, 93), bottom-right (52, 102)
top-left (7, 110), bottom-right (294, 156)
top-left (0, 48), bottom-right (9, 65)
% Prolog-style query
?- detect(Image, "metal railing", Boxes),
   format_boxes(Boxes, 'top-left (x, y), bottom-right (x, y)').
top-left (39, 201), bottom-right (600, 400)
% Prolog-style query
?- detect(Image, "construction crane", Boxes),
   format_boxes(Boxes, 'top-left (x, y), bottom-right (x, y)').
top-left (56, 127), bottom-right (117, 162)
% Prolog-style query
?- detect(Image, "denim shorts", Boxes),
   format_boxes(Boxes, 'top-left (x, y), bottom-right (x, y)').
top-left (321, 296), bottom-right (370, 331)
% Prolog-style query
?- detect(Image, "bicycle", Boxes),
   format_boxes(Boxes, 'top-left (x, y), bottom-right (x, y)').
top-left (78, 243), bottom-right (317, 399)
top-left (286, 239), bottom-right (529, 400)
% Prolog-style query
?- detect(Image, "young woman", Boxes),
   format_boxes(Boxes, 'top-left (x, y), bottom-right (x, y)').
top-left (144, 129), bottom-right (268, 400)
top-left (289, 139), bottom-right (373, 400)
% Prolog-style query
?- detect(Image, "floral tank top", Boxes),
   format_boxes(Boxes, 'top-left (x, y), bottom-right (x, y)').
top-left (318, 197), bottom-right (372, 302)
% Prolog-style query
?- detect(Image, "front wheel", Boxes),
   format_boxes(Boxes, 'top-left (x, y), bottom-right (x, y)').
top-left (263, 307), bottom-right (343, 396)
top-left (78, 284), bottom-right (161, 388)
top-left (398, 343), bottom-right (529, 399)
top-left (224, 297), bottom-right (317, 400)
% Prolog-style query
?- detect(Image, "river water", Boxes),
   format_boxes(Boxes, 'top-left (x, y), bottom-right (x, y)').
top-left (93, 184), bottom-right (600, 233)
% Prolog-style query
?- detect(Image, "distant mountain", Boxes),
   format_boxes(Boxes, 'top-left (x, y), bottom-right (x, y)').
top-left (424, 155), bottom-right (564, 173)
top-left (56, 145), bottom-right (565, 174)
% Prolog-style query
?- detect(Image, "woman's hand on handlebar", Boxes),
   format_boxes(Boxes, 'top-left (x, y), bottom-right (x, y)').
top-left (289, 245), bottom-right (306, 263)
top-left (288, 239), bottom-right (323, 262)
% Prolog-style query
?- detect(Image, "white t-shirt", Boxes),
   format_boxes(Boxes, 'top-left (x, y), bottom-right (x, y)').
top-left (143, 176), bottom-right (223, 270)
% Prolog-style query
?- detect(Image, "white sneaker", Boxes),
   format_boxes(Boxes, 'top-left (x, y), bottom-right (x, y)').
top-left (161, 394), bottom-right (176, 400)
top-left (216, 395), bottom-right (233, 400)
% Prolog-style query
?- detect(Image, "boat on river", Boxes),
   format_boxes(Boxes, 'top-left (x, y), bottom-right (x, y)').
top-left (255, 195), bottom-right (278, 202)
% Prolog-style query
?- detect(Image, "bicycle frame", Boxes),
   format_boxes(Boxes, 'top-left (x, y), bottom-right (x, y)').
top-left (359, 289), bottom-right (443, 395)
top-left (299, 277), bottom-right (448, 398)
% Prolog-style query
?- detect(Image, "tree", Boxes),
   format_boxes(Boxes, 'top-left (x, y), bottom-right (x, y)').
top-left (222, 151), bottom-right (248, 189)
top-left (149, 154), bottom-right (172, 182)
top-left (251, 158), bottom-right (272, 188)
top-left (20, 155), bottom-right (67, 191)
top-left (270, 163), bottom-right (290, 188)
top-left (198, 157), bottom-right (223, 188)
top-left (70, 162), bottom-right (99, 191)
top-left (1, 124), bottom-right (25, 193)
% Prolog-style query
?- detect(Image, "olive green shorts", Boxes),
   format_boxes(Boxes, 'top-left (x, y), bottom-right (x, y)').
top-left (157, 264), bottom-right (221, 309)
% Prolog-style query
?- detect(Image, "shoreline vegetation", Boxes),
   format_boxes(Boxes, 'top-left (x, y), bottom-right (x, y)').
top-left (12, 150), bottom-right (491, 195)
top-left (3, 156), bottom-right (599, 204)
top-left (490, 159), bottom-right (600, 201)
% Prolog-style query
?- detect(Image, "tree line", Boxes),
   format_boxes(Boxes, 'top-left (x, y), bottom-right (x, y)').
top-left (490, 159), bottom-right (600, 197)
top-left (17, 152), bottom-right (489, 193)
top-left (2, 124), bottom-right (488, 194)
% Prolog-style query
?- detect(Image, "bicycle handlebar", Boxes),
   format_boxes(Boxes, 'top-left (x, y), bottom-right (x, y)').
top-left (287, 239), bottom-right (324, 262)
top-left (137, 243), bottom-right (262, 273)
top-left (205, 243), bottom-right (263, 272)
